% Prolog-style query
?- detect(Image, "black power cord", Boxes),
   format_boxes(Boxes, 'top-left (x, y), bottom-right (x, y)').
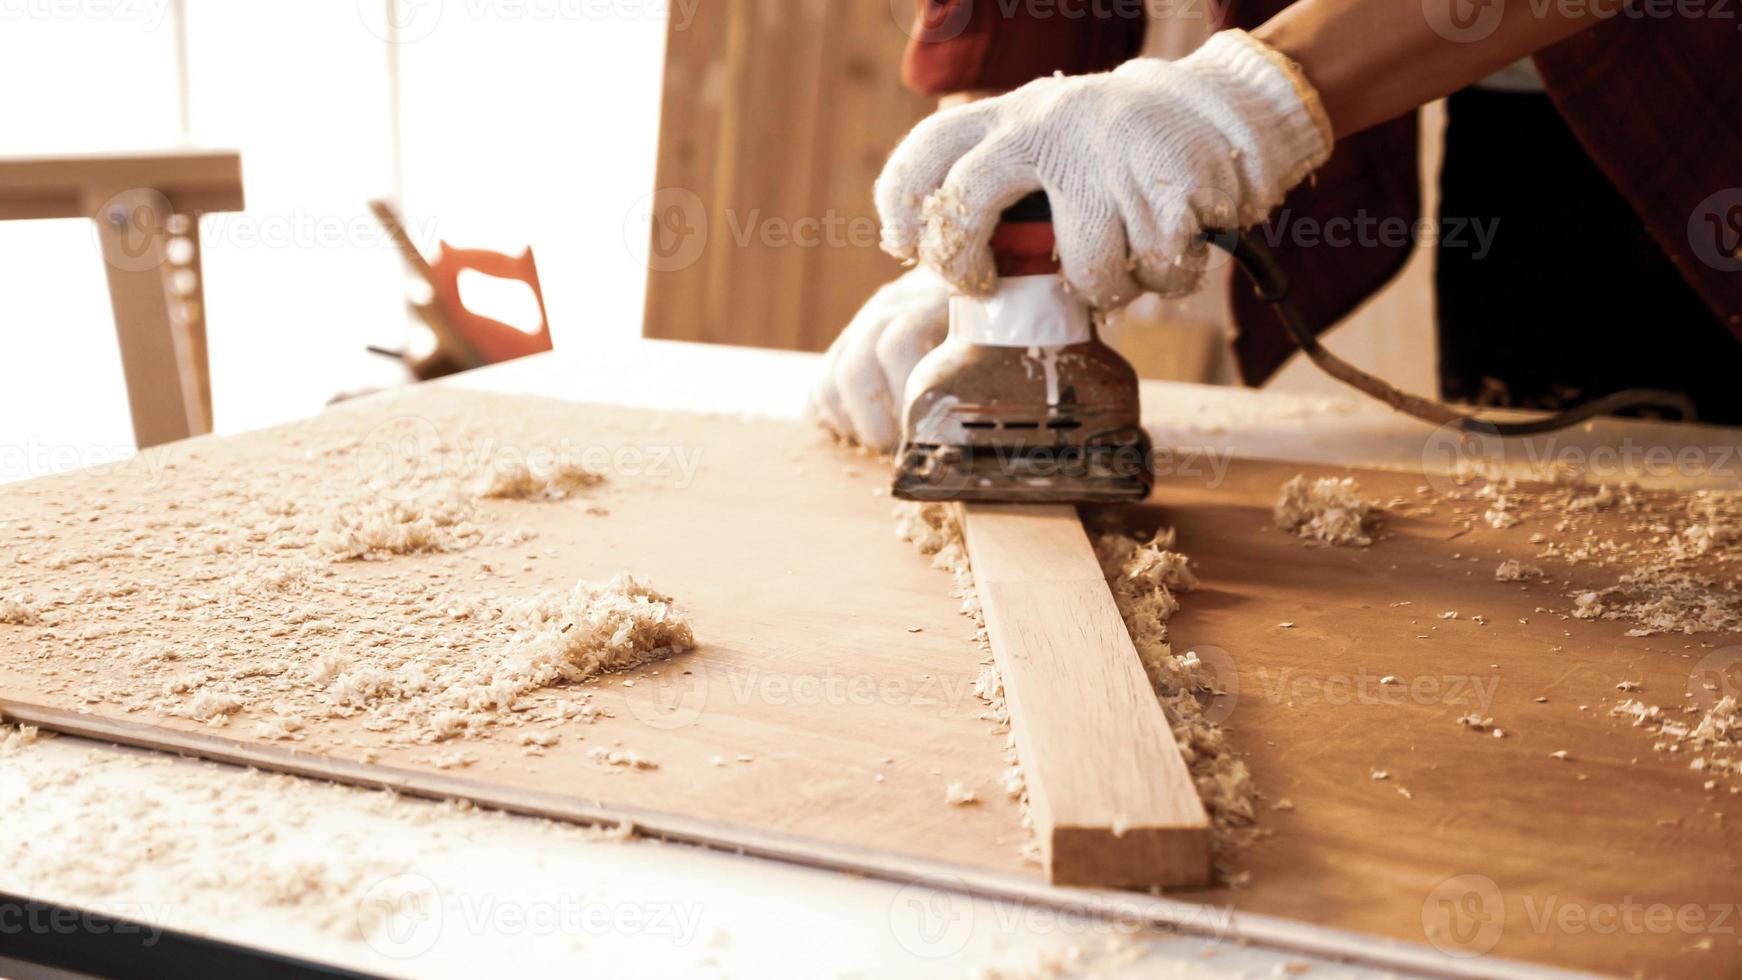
top-left (1206, 229), bottom-right (1698, 436)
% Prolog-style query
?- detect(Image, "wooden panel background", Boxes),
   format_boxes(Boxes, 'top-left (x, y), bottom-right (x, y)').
top-left (641, 0), bottom-right (932, 351)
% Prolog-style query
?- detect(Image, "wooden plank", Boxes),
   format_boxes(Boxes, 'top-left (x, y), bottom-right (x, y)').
top-left (961, 504), bottom-right (1212, 888)
top-left (0, 150), bottom-right (244, 220)
top-left (642, 0), bottom-right (929, 351)
top-left (88, 187), bottom-right (207, 447)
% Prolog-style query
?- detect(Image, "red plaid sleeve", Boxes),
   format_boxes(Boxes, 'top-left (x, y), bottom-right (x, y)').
top-left (900, 0), bottom-right (1148, 96)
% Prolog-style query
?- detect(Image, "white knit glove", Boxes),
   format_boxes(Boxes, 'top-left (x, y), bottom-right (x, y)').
top-left (875, 30), bottom-right (1332, 310)
top-left (809, 267), bottom-right (952, 451)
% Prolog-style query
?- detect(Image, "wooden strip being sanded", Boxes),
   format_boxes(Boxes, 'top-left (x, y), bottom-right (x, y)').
top-left (960, 503), bottom-right (1211, 888)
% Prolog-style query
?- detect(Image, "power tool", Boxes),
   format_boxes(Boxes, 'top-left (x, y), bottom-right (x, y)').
top-left (891, 191), bottom-right (1696, 504)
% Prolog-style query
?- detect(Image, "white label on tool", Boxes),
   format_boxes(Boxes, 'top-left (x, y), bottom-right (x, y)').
top-left (948, 274), bottom-right (1091, 348)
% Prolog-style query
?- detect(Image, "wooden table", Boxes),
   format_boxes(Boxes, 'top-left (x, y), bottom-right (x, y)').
top-left (3, 339), bottom-right (1735, 979)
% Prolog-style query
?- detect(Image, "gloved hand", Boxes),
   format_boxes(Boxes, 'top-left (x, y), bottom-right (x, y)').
top-left (875, 29), bottom-right (1332, 310)
top-left (809, 266), bottom-right (951, 452)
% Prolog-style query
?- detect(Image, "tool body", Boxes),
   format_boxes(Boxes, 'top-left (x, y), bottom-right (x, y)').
top-left (892, 193), bottom-right (1152, 503)
top-left (893, 194), bottom-right (1700, 504)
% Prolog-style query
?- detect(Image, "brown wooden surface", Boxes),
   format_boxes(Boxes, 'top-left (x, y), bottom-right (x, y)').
top-left (641, 1), bottom-right (930, 351)
top-left (1139, 459), bottom-right (1740, 977)
top-left (0, 387), bottom-right (1030, 875)
top-left (0, 386), bottom-right (1735, 976)
top-left (963, 504), bottom-right (1211, 887)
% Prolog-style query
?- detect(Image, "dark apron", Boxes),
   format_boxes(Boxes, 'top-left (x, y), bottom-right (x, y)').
top-left (1435, 87), bottom-right (1742, 425)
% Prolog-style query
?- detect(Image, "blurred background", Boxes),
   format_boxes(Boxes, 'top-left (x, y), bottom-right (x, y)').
top-left (0, 0), bottom-right (1439, 482)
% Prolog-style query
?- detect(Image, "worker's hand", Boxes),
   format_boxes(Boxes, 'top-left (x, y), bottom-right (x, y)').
top-left (875, 29), bottom-right (1332, 310)
top-left (809, 267), bottom-right (951, 452)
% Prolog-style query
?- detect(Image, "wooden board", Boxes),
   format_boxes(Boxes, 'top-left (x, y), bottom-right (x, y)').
top-left (640, 0), bottom-right (931, 351)
top-left (962, 504), bottom-right (1210, 887)
top-left (0, 385), bottom-right (1736, 977)
top-left (0, 387), bottom-right (1030, 874)
top-left (1139, 459), bottom-right (1740, 978)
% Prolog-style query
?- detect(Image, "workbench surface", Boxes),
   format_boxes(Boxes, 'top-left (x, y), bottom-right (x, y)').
top-left (3, 339), bottom-right (1734, 979)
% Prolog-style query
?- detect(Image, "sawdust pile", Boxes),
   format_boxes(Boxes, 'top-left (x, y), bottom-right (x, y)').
top-left (1612, 696), bottom-right (1740, 786)
top-left (895, 502), bottom-right (1262, 869)
top-left (480, 459), bottom-right (606, 501)
top-left (1494, 559), bottom-right (1543, 582)
top-left (0, 389), bottom-right (698, 763)
top-left (0, 595), bottom-right (40, 625)
top-left (1091, 525), bottom-right (1261, 853)
top-left (0, 734), bottom-right (636, 943)
top-left (124, 572), bottom-right (690, 746)
top-left (1273, 475), bottom-right (1378, 547)
top-left (1429, 478), bottom-right (1742, 637)
top-left (316, 492), bottom-right (487, 560)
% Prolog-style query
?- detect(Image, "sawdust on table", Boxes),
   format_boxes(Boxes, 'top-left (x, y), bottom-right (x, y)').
top-left (0, 390), bottom-right (694, 763)
top-left (1273, 475), bottom-right (1378, 547)
top-left (1420, 473), bottom-right (1742, 784)
top-left (895, 501), bottom-right (1262, 873)
top-left (0, 726), bottom-right (635, 943)
top-left (1430, 480), bottom-right (1742, 637)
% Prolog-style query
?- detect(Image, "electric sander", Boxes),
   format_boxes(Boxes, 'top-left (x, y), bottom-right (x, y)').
top-left (892, 192), bottom-right (1151, 503)
top-left (891, 192), bottom-right (1698, 504)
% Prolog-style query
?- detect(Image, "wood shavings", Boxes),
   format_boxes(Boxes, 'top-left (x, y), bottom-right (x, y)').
top-left (316, 492), bottom-right (486, 561)
top-left (0, 390), bottom-right (697, 752)
top-left (1273, 475), bottom-right (1377, 547)
top-left (1571, 592), bottom-right (1606, 620)
top-left (587, 747), bottom-right (658, 770)
top-left (479, 459), bottom-right (605, 501)
top-left (1090, 522), bottom-right (1263, 865)
top-left (944, 782), bottom-right (979, 806)
top-left (1494, 560), bottom-right (1543, 582)
top-left (0, 596), bottom-right (41, 625)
